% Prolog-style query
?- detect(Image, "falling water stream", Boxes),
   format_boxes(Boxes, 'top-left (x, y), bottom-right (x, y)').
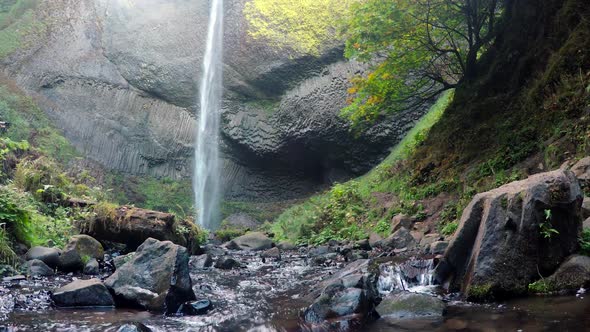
top-left (194, 0), bottom-right (224, 230)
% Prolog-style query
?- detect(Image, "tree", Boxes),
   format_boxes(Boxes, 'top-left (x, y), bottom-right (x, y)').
top-left (244, 0), bottom-right (358, 55)
top-left (341, 0), bottom-right (504, 127)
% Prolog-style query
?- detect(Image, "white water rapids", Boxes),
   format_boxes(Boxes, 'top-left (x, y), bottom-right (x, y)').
top-left (194, 0), bottom-right (224, 229)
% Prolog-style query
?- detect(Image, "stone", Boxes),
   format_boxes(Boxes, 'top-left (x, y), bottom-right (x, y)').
top-left (226, 232), bottom-right (273, 251)
top-left (190, 254), bottom-right (213, 269)
top-left (64, 235), bottom-right (104, 261)
top-left (25, 247), bottom-right (61, 268)
top-left (51, 279), bottom-right (114, 307)
top-left (353, 239), bottom-right (371, 251)
top-left (113, 252), bottom-right (135, 270)
top-left (368, 233), bottom-right (383, 248)
top-left (545, 255), bottom-right (590, 291)
top-left (378, 227), bottom-right (417, 250)
top-left (391, 214), bottom-right (415, 233)
top-left (214, 256), bottom-right (242, 270)
top-left (571, 157), bottom-right (590, 182)
top-left (309, 246), bottom-right (331, 257)
top-left (178, 299), bottom-right (212, 315)
top-left (420, 234), bottom-right (442, 248)
top-left (429, 241), bottom-right (449, 255)
top-left (104, 238), bottom-right (195, 313)
top-left (261, 247), bottom-right (281, 261)
top-left (584, 217), bottom-right (590, 229)
top-left (58, 249), bottom-right (83, 272)
top-left (116, 323), bottom-right (152, 332)
top-left (435, 170), bottom-right (583, 300)
top-left (26, 259), bottom-right (54, 277)
top-left (304, 285), bottom-right (373, 324)
top-left (376, 292), bottom-right (445, 320)
top-left (277, 241), bottom-right (297, 251)
top-left (83, 258), bottom-right (100, 275)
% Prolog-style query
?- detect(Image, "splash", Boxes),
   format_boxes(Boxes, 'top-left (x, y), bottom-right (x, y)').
top-left (377, 259), bottom-right (436, 295)
top-left (194, 0), bottom-right (224, 229)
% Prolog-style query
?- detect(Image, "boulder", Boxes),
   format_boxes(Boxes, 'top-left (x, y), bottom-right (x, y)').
top-left (214, 256), bottom-right (243, 270)
top-left (104, 238), bottom-right (195, 313)
top-left (583, 197), bottom-right (590, 219)
top-left (261, 247), bottom-right (281, 261)
top-left (226, 232), bottom-right (273, 251)
top-left (64, 235), bottom-right (104, 260)
top-left (368, 233), bottom-right (383, 248)
top-left (584, 217), bottom-right (590, 229)
top-left (571, 157), bottom-right (590, 183)
top-left (435, 170), bottom-right (583, 300)
top-left (51, 279), bottom-right (114, 307)
top-left (378, 227), bottom-right (417, 250)
top-left (545, 255), bottom-right (590, 291)
top-left (25, 247), bottom-right (61, 268)
top-left (79, 206), bottom-right (201, 253)
top-left (113, 252), bottom-right (136, 270)
top-left (391, 214), bottom-right (415, 233)
top-left (58, 250), bottom-right (83, 272)
top-left (354, 239), bottom-right (371, 251)
top-left (190, 254), bottom-right (213, 269)
top-left (429, 241), bottom-right (449, 255)
top-left (303, 284), bottom-right (374, 325)
top-left (83, 258), bottom-right (100, 275)
top-left (376, 292), bottom-right (445, 320)
top-left (26, 259), bottom-right (54, 277)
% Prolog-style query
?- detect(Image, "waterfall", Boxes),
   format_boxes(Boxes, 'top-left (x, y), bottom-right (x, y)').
top-left (377, 259), bottom-right (437, 295)
top-left (194, 0), bottom-right (224, 230)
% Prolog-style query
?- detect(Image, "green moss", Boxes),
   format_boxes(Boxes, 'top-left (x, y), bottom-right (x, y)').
top-left (440, 221), bottom-right (459, 237)
top-left (0, 0), bottom-right (45, 59)
top-left (528, 279), bottom-right (553, 294)
top-left (467, 284), bottom-right (493, 301)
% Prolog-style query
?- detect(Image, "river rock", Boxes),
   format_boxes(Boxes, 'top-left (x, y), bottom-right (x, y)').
top-left (26, 259), bottom-right (54, 277)
top-left (583, 197), bottom-right (590, 219)
top-left (435, 169), bottom-right (583, 300)
top-left (58, 249), bottom-right (84, 272)
top-left (376, 292), bottom-right (445, 320)
top-left (391, 214), bottom-right (415, 233)
top-left (261, 247), bottom-right (281, 261)
top-left (104, 238), bottom-right (195, 313)
top-left (545, 255), bottom-right (590, 291)
top-left (226, 232), bottom-right (273, 251)
top-left (178, 299), bottom-right (212, 315)
top-left (64, 235), bottom-right (104, 260)
top-left (25, 246), bottom-right (61, 268)
top-left (214, 256), bottom-right (243, 270)
top-left (116, 323), bottom-right (152, 332)
top-left (377, 227), bottom-right (417, 250)
top-left (113, 252), bottom-right (136, 270)
top-left (83, 258), bottom-right (100, 275)
top-left (304, 284), bottom-right (373, 325)
top-left (52, 279), bottom-right (114, 307)
top-left (190, 254), bottom-right (213, 269)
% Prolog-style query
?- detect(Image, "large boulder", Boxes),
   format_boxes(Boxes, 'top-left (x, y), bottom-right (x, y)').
top-left (376, 292), bottom-right (446, 321)
top-left (25, 247), bottom-right (61, 268)
top-left (435, 170), bottom-right (583, 300)
top-left (51, 279), bottom-right (114, 307)
top-left (79, 206), bottom-right (200, 253)
top-left (26, 259), bottom-right (54, 277)
top-left (226, 232), bottom-right (273, 251)
top-left (104, 238), bottom-right (195, 313)
top-left (543, 255), bottom-right (590, 291)
top-left (58, 235), bottom-right (104, 272)
top-left (377, 227), bottom-right (417, 250)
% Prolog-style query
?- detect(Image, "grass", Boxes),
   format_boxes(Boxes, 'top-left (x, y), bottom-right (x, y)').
top-left (0, 0), bottom-right (45, 59)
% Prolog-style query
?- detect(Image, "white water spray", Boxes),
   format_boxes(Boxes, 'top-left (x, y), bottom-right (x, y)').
top-left (194, 0), bottom-right (223, 230)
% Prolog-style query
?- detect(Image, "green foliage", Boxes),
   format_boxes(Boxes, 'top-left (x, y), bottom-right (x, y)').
top-left (539, 209), bottom-right (559, 239)
top-left (0, 0), bottom-right (45, 59)
top-left (441, 221), bottom-right (459, 236)
top-left (215, 228), bottom-right (246, 242)
top-left (528, 279), bottom-right (553, 294)
top-left (244, 0), bottom-right (357, 55)
top-left (579, 229), bottom-right (590, 256)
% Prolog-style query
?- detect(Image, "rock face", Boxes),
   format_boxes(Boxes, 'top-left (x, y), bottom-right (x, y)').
top-left (2, 0), bottom-right (429, 202)
top-left (104, 238), bottom-right (195, 313)
top-left (435, 170), bottom-right (583, 300)
top-left (51, 279), bottom-right (114, 307)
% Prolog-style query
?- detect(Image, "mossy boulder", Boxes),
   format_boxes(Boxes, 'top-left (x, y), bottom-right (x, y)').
top-left (376, 292), bottom-right (445, 321)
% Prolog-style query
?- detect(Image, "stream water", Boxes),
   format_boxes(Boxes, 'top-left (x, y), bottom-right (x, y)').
top-left (1, 253), bottom-right (589, 331)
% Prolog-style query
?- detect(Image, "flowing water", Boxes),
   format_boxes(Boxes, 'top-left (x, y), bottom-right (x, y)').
top-left (194, 0), bottom-right (224, 230)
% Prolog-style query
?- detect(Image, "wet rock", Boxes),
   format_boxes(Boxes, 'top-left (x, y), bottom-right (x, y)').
top-left (214, 256), bottom-right (243, 270)
top-left (354, 239), bottom-right (371, 251)
top-left (226, 232), bottom-right (273, 251)
top-left (51, 279), bottom-right (114, 307)
top-left (261, 247), bottom-right (281, 261)
top-left (277, 241), bottom-right (297, 251)
top-left (113, 252), bottom-right (135, 270)
top-left (190, 254), bottom-right (213, 269)
top-left (83, 258), bottom-right (100, 275)
top-left (203, 244), bottom-right (226, 257)
top-left (58, 249), bottom-right (83, 272)
top-left (391, 214), bottom-right (415, 233)
top-left (429, 241), bottom-right (449, 255)
top-left (368, 233), bottom-right (383, 248)
top-left (178, 299), bottom-right (212, 315)
top-left (376, 292), bottom-right (445, 320)
top-left (307, 259), bottom-right (379, 302)
top-left (435, 169), bottom-right (583, 300)
top-left (26, 259), bottom-right (54, 277)
top-left (105, 238), bottom-right (195, 313)
top-left (25, 247), bottom-right (61, 268)
top-left (545, 255), bottom-right (590, 291)
top-left (304, 284), bottom-right (374, 325)
top-left (377, 227), bottom-right (417, 250)
top-left (311, 253), bottom-right (339, 266)
top-left (116, 322), bottom-right (152, 332)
